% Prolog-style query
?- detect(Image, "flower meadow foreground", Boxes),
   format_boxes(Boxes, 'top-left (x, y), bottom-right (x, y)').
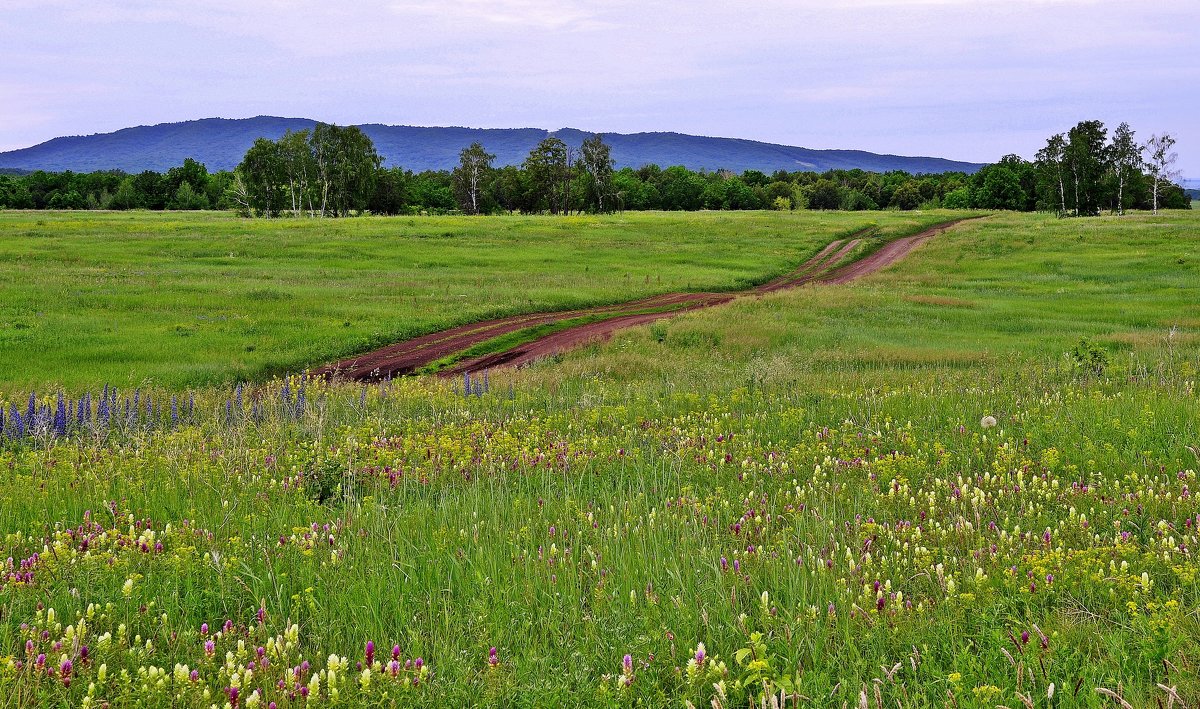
top-left (1, 365), bottom-right (1198, 707)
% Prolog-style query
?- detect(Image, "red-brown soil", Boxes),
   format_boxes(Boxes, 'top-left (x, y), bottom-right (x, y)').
top-left (315, 220), bottom-right (968, 380)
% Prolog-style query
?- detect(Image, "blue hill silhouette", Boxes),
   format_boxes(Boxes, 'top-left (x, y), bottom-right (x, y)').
top-left (0, 116), bottom-right (983, 175)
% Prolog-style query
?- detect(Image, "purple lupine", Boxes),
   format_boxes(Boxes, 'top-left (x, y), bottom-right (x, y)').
top-left (26, 392), bottom-right (36, 424)
top-left (11, 409), bottom-right (25, 438)
top-left (294, 385), bottom-right (306, 418)
top-left (171, 396), bottom-right (179, 426)
top-left (463, 371), bottom-right (470, 397)
top-left (483, 370), bottom-right (490, 393)
top-left (54, 393), bottom-right (66, 437)
top-left (235, 383), bottom-right (243, 413)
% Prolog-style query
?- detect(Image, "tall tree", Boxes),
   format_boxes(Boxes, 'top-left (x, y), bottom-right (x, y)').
top-left (311, 123), bottom-right (381, 217)
top-left (578, 134), bottom-right (615, 213)
top-left (278, 130), bottom-right (315, 217)
top-left (452, 142), bottom-right (495, 215)
top-left (523, 137), bottom-right (570, 214)
top-left (1064, 120), bottom-right (1108, 216)
top-left (1108, 122), bottom-right (1140, 215)
top-left (491, 165), bottom-right (528, 215)
top-left (236, 138), bottom-right (284, 217)
top-left (1144, 133), bottom-right (1180, 215)
top-left (1035, 133), bottom-right (1068, 214)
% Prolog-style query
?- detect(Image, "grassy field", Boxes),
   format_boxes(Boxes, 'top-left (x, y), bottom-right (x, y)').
top-left (0, 210), bottom-right (958, 390)
top-left (1, 210), bottom-right (1199, 707)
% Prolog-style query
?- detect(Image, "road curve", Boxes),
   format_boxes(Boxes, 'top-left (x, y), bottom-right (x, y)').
top-left (315, 219), bottom-right (970, 380)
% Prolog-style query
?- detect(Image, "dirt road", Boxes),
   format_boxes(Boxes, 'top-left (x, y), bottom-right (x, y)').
top-left (315, 219), bottom-right (967, 380)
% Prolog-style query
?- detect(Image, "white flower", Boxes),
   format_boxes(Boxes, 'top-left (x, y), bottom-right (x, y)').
top-left (980, 416), bottom-right (997, 428)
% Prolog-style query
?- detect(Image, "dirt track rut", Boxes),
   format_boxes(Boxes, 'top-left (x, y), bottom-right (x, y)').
top-left (315, 220), bottom-right (968, 380)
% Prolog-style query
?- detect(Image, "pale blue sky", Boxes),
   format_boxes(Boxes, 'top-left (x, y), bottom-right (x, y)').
top-left (1, 0), bottom-right (1197, 174)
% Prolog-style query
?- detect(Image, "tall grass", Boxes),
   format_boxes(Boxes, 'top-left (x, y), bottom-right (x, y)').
top-left (0, 209), bottom-right (1197, 707)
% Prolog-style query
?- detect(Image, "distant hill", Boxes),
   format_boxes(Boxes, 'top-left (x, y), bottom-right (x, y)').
top-left (0, 116), bottom-right (984, 175)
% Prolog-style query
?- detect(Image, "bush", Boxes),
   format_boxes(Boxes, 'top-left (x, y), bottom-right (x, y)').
top-left (1070, 337), bottom-right (1109, 375)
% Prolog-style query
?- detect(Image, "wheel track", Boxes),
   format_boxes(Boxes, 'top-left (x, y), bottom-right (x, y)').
top-left (315, 219), bottom-right (971, 380)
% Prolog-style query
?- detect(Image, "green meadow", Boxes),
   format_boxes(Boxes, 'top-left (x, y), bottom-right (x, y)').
top-left (0, 210), bottom-right (956, 389)
top-left (1, 209), bottom-right (1199, 707)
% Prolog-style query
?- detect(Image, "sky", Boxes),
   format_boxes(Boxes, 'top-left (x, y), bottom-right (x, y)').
top-left (1, 0), bottom-right (1197, 175)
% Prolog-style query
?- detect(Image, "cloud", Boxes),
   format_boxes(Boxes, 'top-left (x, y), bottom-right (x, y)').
top-left (1, 0), bottom-right (1197, 172)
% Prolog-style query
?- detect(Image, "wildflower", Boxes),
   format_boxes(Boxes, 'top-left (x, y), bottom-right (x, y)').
top-left (488, 647), bottom-right (499, 668)
top-left (617, 653), bottom-right (635, 688)
top-left (365, 641), bottom-right (375, 666)
top-left (980, 416), bottom-right (997, 429)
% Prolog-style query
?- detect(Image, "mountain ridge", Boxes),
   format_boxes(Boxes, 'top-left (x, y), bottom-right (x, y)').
top-left (0, 116), bottom-right (985, 175)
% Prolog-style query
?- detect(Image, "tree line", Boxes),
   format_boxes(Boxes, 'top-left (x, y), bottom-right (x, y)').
top-left (0, 120), bottom-right (1188, 215)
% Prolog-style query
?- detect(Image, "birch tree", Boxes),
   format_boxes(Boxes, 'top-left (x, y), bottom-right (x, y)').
top-left (452, 142), bottom-right (495, 215)
top-left (311, 123), bottom-right (381, 217)
top-left (1035, 133), bottom-right (1068, 215)
top-left (1108, 123), bottom-right (1140, 215)
top-left (278, 129), bottom-right (315, 217)
top-left (1144, 133), bottom-right (1179, 215)
top-left (579, 134), bottom-right (615, 213)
